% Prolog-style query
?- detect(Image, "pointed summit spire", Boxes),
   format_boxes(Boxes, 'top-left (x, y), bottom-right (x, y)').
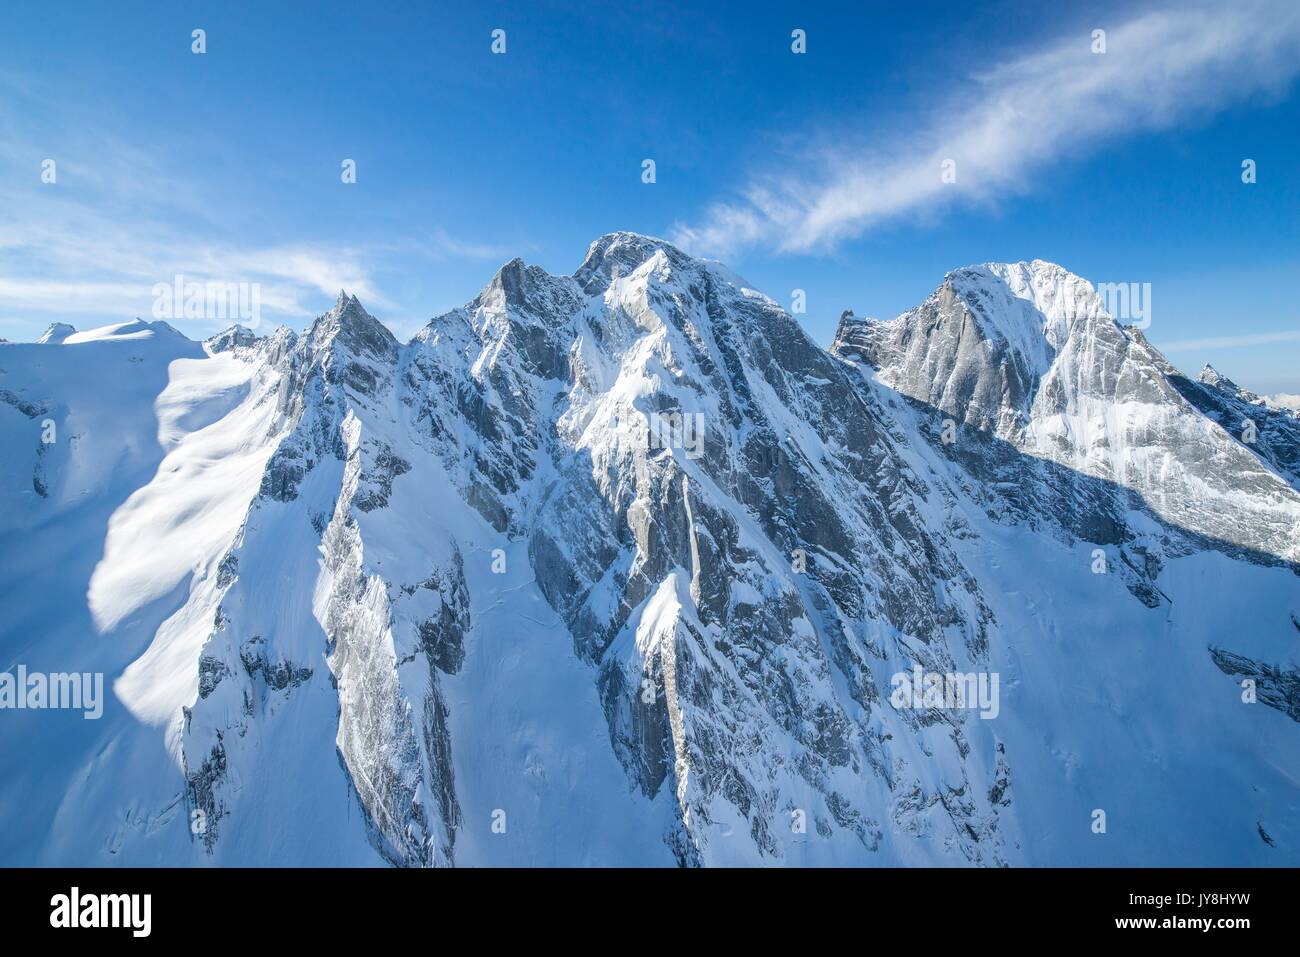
top-left (311, 291), bottom-right (398, 361)
top-left (1198, 363), bottom-right (1240, 395)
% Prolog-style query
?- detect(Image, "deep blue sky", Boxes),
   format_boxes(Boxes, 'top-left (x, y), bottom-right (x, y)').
top-left (2, 0), bottom-right (1298, 393)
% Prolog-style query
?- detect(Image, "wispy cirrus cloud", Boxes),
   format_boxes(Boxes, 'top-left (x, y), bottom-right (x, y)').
top-left (0, 68), bottom-right (506, 338)
top-left (0, 200), bottom-right (389, 322)
top-left (1160, 330), bottom-right (1300, 353)
top-left (672, 0), bottom-right (1300, 257)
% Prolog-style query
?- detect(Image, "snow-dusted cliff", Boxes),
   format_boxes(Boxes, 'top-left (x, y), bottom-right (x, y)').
top-left (1, 236), bottom-right (1296, 866)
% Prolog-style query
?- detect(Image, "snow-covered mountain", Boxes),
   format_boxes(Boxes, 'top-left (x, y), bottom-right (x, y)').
top-left (1, 235), bottom-right (1296, 866)
top-left (833, 261), bottom-right (1300, 565)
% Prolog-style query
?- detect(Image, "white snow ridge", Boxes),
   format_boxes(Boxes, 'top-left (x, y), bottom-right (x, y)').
top-left (1, 235), bottom-right (1296, 866)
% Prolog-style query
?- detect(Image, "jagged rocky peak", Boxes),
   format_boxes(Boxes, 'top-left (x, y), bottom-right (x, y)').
top-left (1199, 363), bottom-right (1248, 397)
top-left (309, 290), bottom-right (398, 361)
top-left (573, 230), bottom-right (691, 294)
top-left (37, 322), bottom-right (77, 344)
top-left (943, 259), bottom-right (1111, 361)
top-left (1173, 360), bottom-right (1300, 493)
top-left (205, 324), bottom-right (260, 354)
top-left (834, 257), bottom-right (1300, 565)
top-left (485, 257), bottom-right (534, 307)
top-left (429, 232), bottom-right (712, 364)
top-left (832, 258), bottom-right (1125, 435)
top-left (835, 258), bottom-right (1109, 357)
top-left (479, 255), bottom-right (580, 320)
top-left (832, 308), bottom-right (881, 338)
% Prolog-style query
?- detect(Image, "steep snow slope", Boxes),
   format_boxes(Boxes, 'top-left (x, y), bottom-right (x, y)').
top-left (0, 325), bottom-right (264, 865)
top-left (835, 369), bottom-right (1300, 863)
top-left (1, 238), bottom-right (1296, 866)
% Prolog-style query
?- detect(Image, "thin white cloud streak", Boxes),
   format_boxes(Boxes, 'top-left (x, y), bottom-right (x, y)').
top-left (672, 0), bottom-right (1300, 256)
top-left (0, 202), bottom-right (389, 319)
top-left (0, 204), bottom-right (506, 320)
top-left (0, 276), bottom-right (314, 320)
top-left (1160, 330), bottom-right (1300, 352)
top-left (406, 228), bottom-right (514, 262)
top-left (0, 188), bottom-right (509, 330)
top-left (0, 70), bottom-right (507, 335)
